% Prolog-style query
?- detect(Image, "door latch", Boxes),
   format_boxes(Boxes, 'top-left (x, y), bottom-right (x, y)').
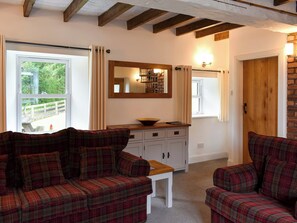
top-left (243, 103), bottom-right (247, 114)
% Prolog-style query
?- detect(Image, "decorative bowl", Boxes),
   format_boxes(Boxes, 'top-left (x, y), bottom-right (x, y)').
top-left (137, 118), bottom-right (160, 126)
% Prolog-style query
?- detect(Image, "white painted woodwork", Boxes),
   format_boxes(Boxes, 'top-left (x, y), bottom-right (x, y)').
top-left (124, 126), bottom-right (189, 171)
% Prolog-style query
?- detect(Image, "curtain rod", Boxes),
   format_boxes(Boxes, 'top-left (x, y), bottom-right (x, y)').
top-left (175, 67), bottom-right (220, 73)
top-left (6, 40), bottom-right (111, 53)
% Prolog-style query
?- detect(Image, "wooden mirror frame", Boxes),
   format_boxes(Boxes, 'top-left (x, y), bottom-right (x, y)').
top-left (108, 60), bottom-right (172, 98)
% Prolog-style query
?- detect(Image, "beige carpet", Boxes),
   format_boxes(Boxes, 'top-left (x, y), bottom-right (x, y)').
top-left (146, 158), bottom-right (228, 223)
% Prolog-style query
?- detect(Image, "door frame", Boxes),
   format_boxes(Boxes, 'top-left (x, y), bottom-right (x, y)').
top-left (229, 48), bottom-right (287, 165)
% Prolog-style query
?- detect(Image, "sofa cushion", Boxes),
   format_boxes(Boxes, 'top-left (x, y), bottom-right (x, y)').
top-left (80, 147), bottom-right (117, 180)
top-left (68, 128), bottom-right (130, 178)
top-left (0, 189), bottom-right (21, 223)
top-left (248, 132), bottom-right (297, 182)
top-left (206, 187), bottom-right (297, 223)
top-left (14, 129), bottom-right (70, 185)
top-left (18, 183), bottom-right (88, 223)
top-left (71, 175), bottom-right (152, 209)
top-left (19, 152), bottom-right (66, 191)
top-left (261, 156), bottom-right (297, 204)
top-left (0, 154), bottom-right (8, 195)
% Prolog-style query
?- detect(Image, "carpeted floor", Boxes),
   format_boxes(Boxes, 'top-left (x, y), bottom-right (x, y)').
top-left (146, 158), bottom-right (228, 223)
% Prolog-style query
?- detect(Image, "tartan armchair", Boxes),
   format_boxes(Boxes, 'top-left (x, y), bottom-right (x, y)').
top-left (206, 132), bottom-right (297, 223)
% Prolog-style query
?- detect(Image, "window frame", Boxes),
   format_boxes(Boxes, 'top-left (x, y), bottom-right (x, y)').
top-left (16, 55), bottom-right (71, 132)
top-left (192, 79), bottom-right (203, 116)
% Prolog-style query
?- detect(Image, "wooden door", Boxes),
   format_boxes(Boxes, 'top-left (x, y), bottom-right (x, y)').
top-left (243, 56), bottom-right (278, 163)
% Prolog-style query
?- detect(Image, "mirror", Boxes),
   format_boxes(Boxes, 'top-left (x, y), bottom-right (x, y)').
top-left (109, 60), bottom-right (172, 98)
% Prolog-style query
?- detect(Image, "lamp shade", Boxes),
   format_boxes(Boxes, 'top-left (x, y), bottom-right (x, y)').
top-left (285, 43), bottom-right (294, 56)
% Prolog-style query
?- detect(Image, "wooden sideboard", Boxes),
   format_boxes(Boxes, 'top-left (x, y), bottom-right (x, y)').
top-left (107, 123), bottom-right (190, 172)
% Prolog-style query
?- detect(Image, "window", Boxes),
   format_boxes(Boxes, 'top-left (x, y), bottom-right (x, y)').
top-left (192, 76), bottom-right (220, 117)
top-left (17, 56), bottom-right (71, 133)
top-left (192, 79), bottom-right (203, 115)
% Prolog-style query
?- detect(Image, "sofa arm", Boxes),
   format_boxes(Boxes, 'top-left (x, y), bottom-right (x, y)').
top-left (117, 151), bottom-right (150, 177)
top-left (213, 163), bottom-right (258, 193)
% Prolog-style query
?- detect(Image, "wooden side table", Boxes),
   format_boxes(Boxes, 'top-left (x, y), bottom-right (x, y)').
top-left (147, 160), bottom-right (174, 214)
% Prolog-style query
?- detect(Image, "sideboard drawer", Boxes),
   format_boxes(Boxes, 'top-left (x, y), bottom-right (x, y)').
top-left (144, 130), bottom-right (166, 140)
top-left (167, 128), bottom-right (186, 138)
top-left (129, 131), bottom-right (143, 141)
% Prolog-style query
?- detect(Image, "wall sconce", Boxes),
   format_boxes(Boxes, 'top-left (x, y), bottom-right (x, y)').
top-left (285, 42), bottom-right (294, 56)
top-left (195, 52), bottom-right (214, 68)
top-left (202, 61), bottom-right (212, 68)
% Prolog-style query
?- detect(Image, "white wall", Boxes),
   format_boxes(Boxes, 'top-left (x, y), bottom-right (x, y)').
top-left (228, 26), bottom-right (287, 165)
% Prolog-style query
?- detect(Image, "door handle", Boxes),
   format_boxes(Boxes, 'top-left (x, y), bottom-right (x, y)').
top-left (243, 103), bottom-right (247, 114)
top-left (167, 152), bottom-right (170, 158)
top-left (162, 153), bottom-right (165, 159)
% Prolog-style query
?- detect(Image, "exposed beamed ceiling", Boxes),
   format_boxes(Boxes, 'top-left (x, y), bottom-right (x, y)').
top-left (2, 0), bottom-right (297, 40)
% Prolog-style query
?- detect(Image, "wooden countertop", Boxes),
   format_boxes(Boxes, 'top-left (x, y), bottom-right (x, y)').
top-left (107, 122), bottom-right (191, 130)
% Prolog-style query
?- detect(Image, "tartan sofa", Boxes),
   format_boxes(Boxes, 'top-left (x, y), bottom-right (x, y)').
top-left (0, 127), bottom-right (152, 223)
top-left (206, 132), bottom-right (297, 223)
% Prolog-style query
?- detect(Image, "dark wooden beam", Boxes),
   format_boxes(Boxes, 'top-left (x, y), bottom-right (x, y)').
top-left (98, 3), bottom-right (133, 27)
top-left (195, 23), bottom-right (243, 38)
top-left (273, 0), bottom-right (290, 6)
top-left (64, 0), bottom-right (89, 22)
top-left (127, 9), bottom-right (167, 30)
top-left (176, 19), bottom-right (220, 36)
top-left (153, 14), bottom-right (194, 33)
top-left (23, 0), bottom-right (36, 17)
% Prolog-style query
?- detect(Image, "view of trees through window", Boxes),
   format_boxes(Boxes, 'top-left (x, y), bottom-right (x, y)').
top-left (19, 58), bottom-right (70, 133)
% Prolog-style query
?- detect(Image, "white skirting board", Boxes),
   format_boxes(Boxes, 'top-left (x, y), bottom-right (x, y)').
top-left (189, 152), bottom-right (228, 164)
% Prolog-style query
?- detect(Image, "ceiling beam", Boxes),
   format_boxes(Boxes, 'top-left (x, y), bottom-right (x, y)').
top-left (98, 3), bottom-right (133, 27)
top-left (195, 23), bottom-right (243, 38)
top-left (153, 14), bottom-right (194, 33)
top-left (176, 19), bottom-right (220, 36)
top-left (127, 9), bottom-right (167, 30)
top-left (64, 0), bottom-right (89, 22)
top-left (273, 0), bottom-right (290, 6)
top-left (23, 0), bottom-right (36, 17)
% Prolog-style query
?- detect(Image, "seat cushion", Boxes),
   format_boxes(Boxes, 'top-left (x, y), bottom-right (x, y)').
top-left (0, 189), bottom-right (21, 223)
top-left (206, 187), bottom-right (297, 223)
top-left (19, 152), bottom-right (66, 191)
top-left (261, 156), bottom-right (297, 204)
top-left (79, 147), bottom-right (117, 180)
top-left (18, 183), bottom-right (88, 223)
top-left (71, 175), bottom-right (152, 209)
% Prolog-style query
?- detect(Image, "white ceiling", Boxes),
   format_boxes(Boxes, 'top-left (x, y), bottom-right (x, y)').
top-left (0, 0), bottom-right (296, 33)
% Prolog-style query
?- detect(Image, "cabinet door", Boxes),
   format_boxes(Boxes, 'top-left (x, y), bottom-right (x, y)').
top-left (143, 140), bottom-right (166, 163)
top-left (166, 138), bottom-right (186, 170)
top-left (124, 142), bottom-right (143, 158)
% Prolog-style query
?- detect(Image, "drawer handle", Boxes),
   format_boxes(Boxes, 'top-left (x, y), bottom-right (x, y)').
top-left (174, 131), bottom-right (179, 135)
top-left (129, 135), bottom-right (135, 139)
top-left (152, 133), bottom-right (158, 137)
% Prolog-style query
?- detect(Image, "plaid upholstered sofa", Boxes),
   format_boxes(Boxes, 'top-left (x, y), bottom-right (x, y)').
top-left (206, 132), bottom-right (297, 223)
top-left (0, 127), bottom-right (152, 223)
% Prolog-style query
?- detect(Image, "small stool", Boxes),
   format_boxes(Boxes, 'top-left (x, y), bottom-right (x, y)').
top-left (147, 160), bottom-right (174, 214)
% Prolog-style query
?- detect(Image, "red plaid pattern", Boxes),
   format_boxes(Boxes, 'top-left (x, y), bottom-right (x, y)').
top-left (248, 132), bottom-right (297, 181)
top-left (0, 154), bottom-right (8, 195)
top-left (261, 156), bottom-right (297, 203)
top-left (68, 128), bottom-right (130, 177)
top-left (0, 131), bottom-right (15, 187)
top-left (211, 211), bottom-right (233, 223)
top-left (213, 162), bottom-right (258, 193)
top-left (117, 151), bottom-right (150, 177)
top-left (71, 175), bottom-right (152, 208)
top-left (42, 210), bottom-right (89, 223)
top-left (89, 196), bottom-right (147, 223)
top-left (18, 183), bottom-right (88, 223)
top-left (19, 152), bottom-right (66, 191)
top-left (0, 189), bottom-right (21, 223)
top-left (14, 129), bottom-right (70, 186)
top-left (206, 187), bottom-right (297, 223)
top-left (80, 147), bottom-right (117, 180)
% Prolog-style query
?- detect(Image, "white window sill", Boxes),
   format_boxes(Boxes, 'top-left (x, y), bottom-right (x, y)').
top-left (192, 114), bottom-right (218, 119)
